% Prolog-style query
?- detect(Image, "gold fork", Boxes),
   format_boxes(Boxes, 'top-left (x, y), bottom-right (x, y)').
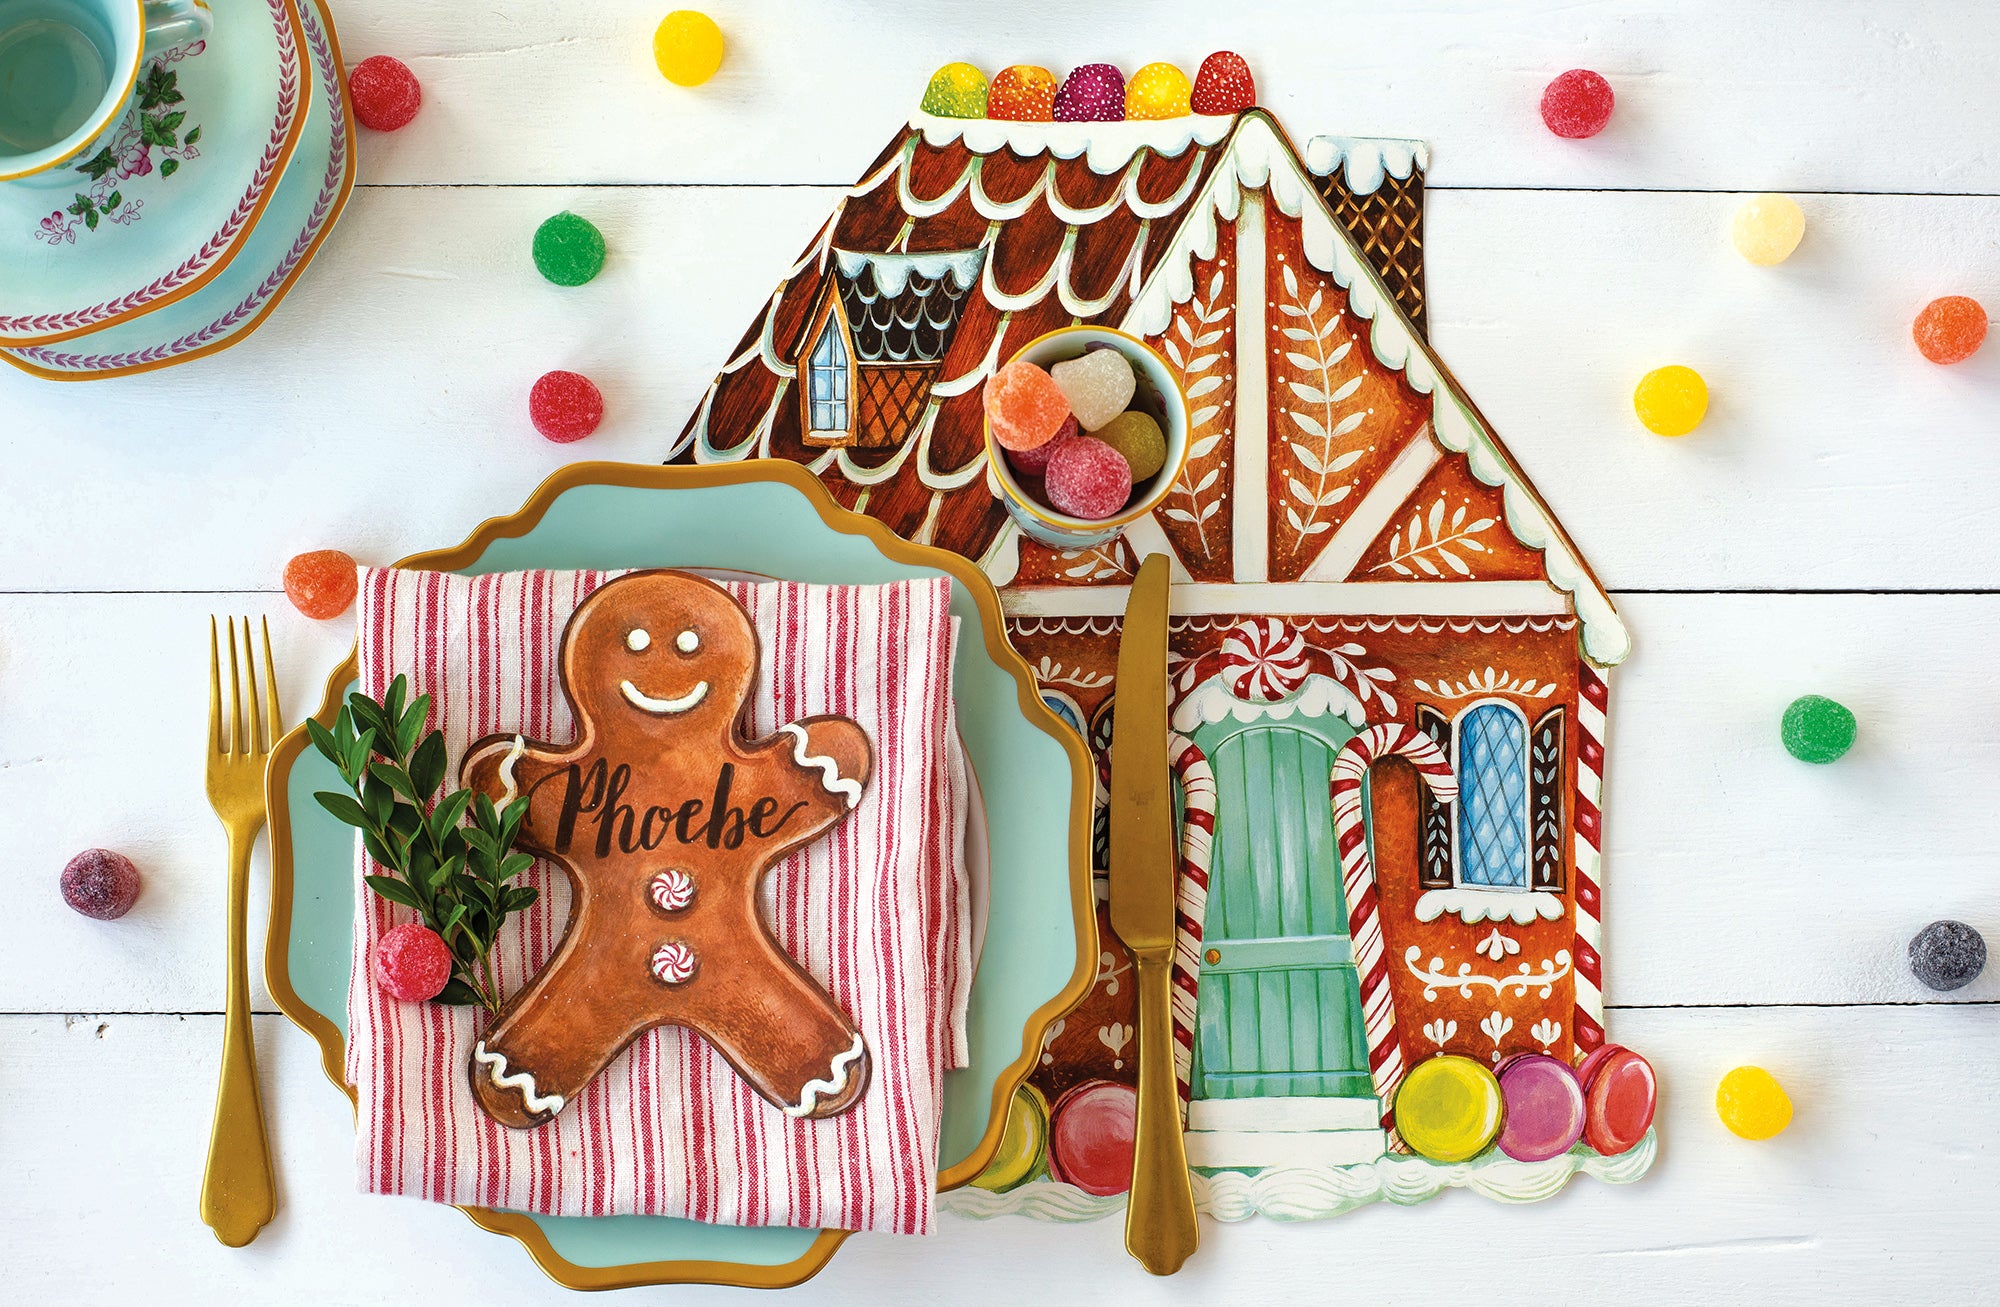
top-left (199, 616), bottom-right (280, 1247)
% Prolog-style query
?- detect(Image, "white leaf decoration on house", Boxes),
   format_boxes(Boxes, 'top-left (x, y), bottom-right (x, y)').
top-left (1479, 1011), bottom-right (1514, 1051)
top-left (1422, 1018), bottom-right (1458, 1047)
top-left (1531, 1018), bottom-right (1563, 1050)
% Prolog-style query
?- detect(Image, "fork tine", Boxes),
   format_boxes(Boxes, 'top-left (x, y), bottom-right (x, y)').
top-left (260, 617), bottom-right (282, 749)
top-left (208, 616), bottom-right (223, 754)
top-left (238, 618), bottom-right (264, 755)
top-left (227, 617), bottom-right (245, 756)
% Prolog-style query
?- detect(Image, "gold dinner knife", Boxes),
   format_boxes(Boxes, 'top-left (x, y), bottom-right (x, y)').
top-left (1107, 553), bottom-right (1198, 1275)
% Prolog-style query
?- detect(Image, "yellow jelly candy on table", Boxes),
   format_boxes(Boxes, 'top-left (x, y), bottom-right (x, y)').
top-left (1716, 1065), bottom-right (1792, 1139)
top-left (1633, 365), bottom-right (1708, 436)
top-left (653, 10), bottom-right (724, 87)
top-left (1126, 62), bottom-right (1192, 120)
top-left (1393, 1054), bottom-right (1504, 1163)
top-left (1731, 193), bottom-right (1805, 266)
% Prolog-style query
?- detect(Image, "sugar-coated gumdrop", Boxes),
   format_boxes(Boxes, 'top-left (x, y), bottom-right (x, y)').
top-left (653, 11), bottom-right (724, 87)
top-left (1394, 1054), bottom-right (1504, 1163)
top-left (1190, 51), bottom-right (1255, 115)
top-left (1780, 694), bottom-right (1855, 764)
top-left (1541, 68), bottom-right (1614, 139)
top-left (1045, 435), bottom-right (1135, 520)
top-left (984, 361), bottom-right (1072, 451)
top-left (1093, 410), bottom-right (1166, 480)
top-left (374, 922), bottom-right (453, 1002)
top-left (1049, 349), bottom-right (1136, 431)
top-left (1716, 1065), bottom-right (1792, 1140)
top-left (921, 62), bottom-right (988, 119)
top-left (1581, 1046), bottom-right (1657, 1155)
top-left (988, 65), bottom-right (1057, 122)
top-left (1913, 295), bottom-right (1987, 365)
top-left (1009, 415), bottom-right (1076, 476)
top-left (1125, 62), bottom-right (1191, 120)
top-left (1633, 365), bottom-right (1707, 436)
top-left (285, 549), bottom-right (358, 619)
top-left (1731, 194), bottom-right (1805, 266)
top-left (1053, 64), bottom-right (1125, 123)
top-left (61, 849), bottom-right (141, 920)
top-left (348, 55), bottom-right (422, 132)
top-left (532, 211), bottom-right (606, 287)
top-left (530, 370), bottom-right (604, 443)
top-left (1909, 919), bottom-right (1987, 992)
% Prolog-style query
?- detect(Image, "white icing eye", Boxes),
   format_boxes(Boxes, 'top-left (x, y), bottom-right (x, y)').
top-left (676, 630), bottom-right (700, 653)
top-left (626, 629), bottom-right (650, 651)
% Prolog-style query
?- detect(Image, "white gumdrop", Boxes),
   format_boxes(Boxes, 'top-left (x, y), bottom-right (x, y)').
top-left (1049, 349), bottom-right (1136, 432)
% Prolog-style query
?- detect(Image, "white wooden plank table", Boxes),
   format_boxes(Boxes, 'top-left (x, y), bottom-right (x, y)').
top-left (4, 2), bottom-right (1998, 1301)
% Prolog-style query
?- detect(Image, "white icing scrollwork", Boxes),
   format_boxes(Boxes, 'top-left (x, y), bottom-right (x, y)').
top-left (1531, 1018), bottom-right (1563, 1050)
top-left (1404, 947), bottom-right (1573, 1001)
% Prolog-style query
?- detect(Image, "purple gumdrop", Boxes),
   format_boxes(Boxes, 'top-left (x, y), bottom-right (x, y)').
top-left (1054, 64), bottom-right (1126, 123)
top-left (61, 848), bottom-right (142, 920)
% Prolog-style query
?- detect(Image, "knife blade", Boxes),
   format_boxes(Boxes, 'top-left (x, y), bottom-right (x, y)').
top-left (1107, 553), bottom-right (1198, 1275)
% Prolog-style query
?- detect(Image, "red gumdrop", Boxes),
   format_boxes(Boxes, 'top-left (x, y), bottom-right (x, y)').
top-left (1541, 68), bottom-right (1614, 139)
top-left (60, 849), bottom-right (141, 920)
top-left (349, 55), bottom-right (423, 132)
top-left (1582, 1046), bottom-right (1657, 1155)
top-left (984, 361), bottom-right (1072, 451)
top-left (1190, 51), bottom-right (1256, 115)
top-left (1046, 1080), bottom-right (1136, 1196)
top-left (374, 922), bottom-right (453, 1002)
top-left (1913, 296), bottom-right (1988, 365)
top-left (284, 549), bottom-right (358, 619)
top-left (1044, 435), bottom-right (1134, 520)
top-left (529, 369), bottom-right (605, 443)
top-left (1008, 415), bottom-right (1076, 476)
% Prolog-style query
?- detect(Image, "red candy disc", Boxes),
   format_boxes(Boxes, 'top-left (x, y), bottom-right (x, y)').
top-left (1046, 1079), bottom-right (1136, 1196)
top-left (1541, 68), bottom-right (1614, 139)
top-left (349, 55), bottom-right (422, 133)
top-left (529, 370), bottom-right (605, 443)
top-left (1581, 1045), bottom-right (1657, 1155)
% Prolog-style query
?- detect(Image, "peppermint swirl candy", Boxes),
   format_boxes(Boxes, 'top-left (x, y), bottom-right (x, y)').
top-left (649, 868), bottom-right (696, 913)
top-left (650, 941), bottom-right (698, 986)
top-left (1220, 617), bottom-right (1310, 703)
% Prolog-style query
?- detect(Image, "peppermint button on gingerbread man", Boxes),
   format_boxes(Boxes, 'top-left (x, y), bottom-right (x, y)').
top-left (459, 570), bottom-right (873, 1128)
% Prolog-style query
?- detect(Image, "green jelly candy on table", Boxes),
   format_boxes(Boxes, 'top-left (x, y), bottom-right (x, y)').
top-left (1093, 410), bottom-right (1166, 481)
top-left (1781, 694), bottom-right (1856, 763)
top-left (532, 211), bottom-right (607, 287)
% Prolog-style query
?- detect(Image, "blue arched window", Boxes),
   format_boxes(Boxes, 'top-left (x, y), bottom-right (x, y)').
top-left (1454, 701), bottom-right (1530, 889)
top-left (806, 314), bottom-right (851, 437)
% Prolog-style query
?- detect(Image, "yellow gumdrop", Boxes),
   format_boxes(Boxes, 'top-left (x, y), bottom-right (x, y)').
top-left (970, 1084), bottom-right (1049, 1192)
top-left (653, 10), bottom-right (724, 87)
top-left (1731, 193), bottom-right (1805, 266)
top-left (1393, 1054), bottom-right (1504, 1163)
top-left (1633, 365), bottom-right (1708, 436)
top-left (1126, 62), bottom-right (1192, 120)
top-left (1716, 1065), bottom-right (1793, 1140)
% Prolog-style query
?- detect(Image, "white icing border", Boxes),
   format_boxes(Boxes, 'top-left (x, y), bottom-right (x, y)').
top-left (779, 722), bottom-right (864, 808)
top-left (784, 1031), bottom-right (867, 1117)
top-left (1415, 887), bottom-right (1565, 925)
top-left (496, 734), bottom-right (527, 804)
top-left (471, 1040), bottom-right (565, 1116)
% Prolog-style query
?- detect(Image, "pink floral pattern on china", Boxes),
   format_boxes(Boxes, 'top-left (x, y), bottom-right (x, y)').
top-left (33, 46), bottom-right (207, 245)
top-left (1220, 616), bottom-right (1312, 702)
top-left (7, 0), bottom-right (346, 374)
top-left (649, 869), bottom-right (696, 913)
top-left (650, 941), bottom-right (698, 986)
top-left (2, 0), bottom-right (303, 338)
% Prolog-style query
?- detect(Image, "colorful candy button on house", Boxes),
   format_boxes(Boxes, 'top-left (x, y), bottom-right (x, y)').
top-left (671, 60), bottom-right (1653, 1222)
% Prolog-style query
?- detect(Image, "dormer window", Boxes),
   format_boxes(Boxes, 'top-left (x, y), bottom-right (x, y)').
top-left (805, 310), bottom-right (853, 442)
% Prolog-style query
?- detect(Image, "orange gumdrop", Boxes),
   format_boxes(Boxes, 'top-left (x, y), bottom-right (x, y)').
top-left (1913, 295), bottom-right (1988, 365)
top-left (285, 549), bottom-right (359, 619)
top-left (988, 65), bottom-right (1057, 122)
top-left (984, 361), bottom-right (1073, 451)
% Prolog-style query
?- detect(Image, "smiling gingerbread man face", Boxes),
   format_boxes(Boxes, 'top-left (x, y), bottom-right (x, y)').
top-left (458, 570), bottom-right (874, 1129)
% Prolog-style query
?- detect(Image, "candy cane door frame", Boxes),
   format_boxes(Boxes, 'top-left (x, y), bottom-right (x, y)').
top-left (1183, 710), bottom-right (1388, 1170)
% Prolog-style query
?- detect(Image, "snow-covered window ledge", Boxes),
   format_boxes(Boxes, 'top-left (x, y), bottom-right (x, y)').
top-left (1414, 888), bottom-right (1563, 926)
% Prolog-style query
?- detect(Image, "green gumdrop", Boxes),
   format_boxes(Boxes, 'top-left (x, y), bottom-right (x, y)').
top-left (921, 62), bottom-right (989, 119)
top-left (532, 211), bottom-right (607, 287)
top-left (1781, 694), bottom-right (1856, 764)
top-left (1093, 410), bottom-right (1167, 481)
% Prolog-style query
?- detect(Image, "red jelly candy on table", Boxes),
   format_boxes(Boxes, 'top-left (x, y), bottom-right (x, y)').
top-left (284, 549), bottom-right (358, 619)
top-left (1053, 64), bottom-right (1125, 123)
top-left (1008, 415), bottom-right (1076, 476)
top-left (984, 360), bottom-right (1072, 451)
top-left (374, 922), bottom-right (453, 1002)
top-left (1190, 51), bottom-right (1256, 115)
top-left (1913, 296), bottom-right (1988, 364)
top-left (60, 848), bottom-right (141, 920)
top-left (529, 369), bottom-right (605, 443)
top-left (1045, 435), bottom-right (1134, 520)
top-left (348, 55), bottom-right (422, 132)
top-left (1046, 1080), bottom-right (1136, 1196)
top-left (1541, 68), bottom-right (1614, 139)
top-left (1582, 1045), bottom-right (1657, 1155)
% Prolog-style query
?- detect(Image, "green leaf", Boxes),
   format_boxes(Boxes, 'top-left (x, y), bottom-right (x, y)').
top-left (387, 802), bottom-right (423, 840)
top-left (429, 789), bottom-right (474, 844)
top-left (75, 147), bottom-right (116, 180)
top-left (368, 761), bottom-right (422, 805)
top-left (443, 903), bottom-right (468, 937)
top-left (409, 733), bottom-right (447, 799)
top-left (433, 978), bottom-right (482, 1006)
top-left (305, 717), bottom-right (340, 766)
top-left (348, 696), bottom-right (392, 748)
top-left (363, 874), bottom-right (421, 910)
top-left (158, 157), bottom-right (178, 178)
top-left (449, 933), bottom-right (481, 966)
top-left (345, 729), bottom-right (375, 781)
top-left (157, 110), bottom-right (185, 134)
top-left (383, 675), bottom-right (408, 724)
top-left (362, 775), bottom-right (395, 827)
top-left (472, 790), bottom-right (498, 832)
top-left (83, 207), bottom-right (97, 229)
top-left (182, 125), bottom-right (200, 146)
top-left (500, 853), bottom-right (535, 881)
top-left (314, 791), bottom-right (370, 830)
top-left (67, 194), bottom-right (91, 217)
top-left (360, 830), bottom-right (397, 869)
top-left (104, 191), bottom-right (120, 211)
top-left (504, 885), bottom-right (540, 913)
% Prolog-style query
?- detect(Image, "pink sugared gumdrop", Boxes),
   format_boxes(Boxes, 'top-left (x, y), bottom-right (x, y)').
top-left (349, 55), bottom-right (422, 132)
top-left (1008, 415), bottom-right (1076, 476)
top-left (529, 369), bottom-right (605, 443)
top-left (374, 922), bottom-right (453, 1002)
top-left (984, 361), bottom-right (1073, 451)
top-left (1045, 435), bottom-right (1134, 520)
top-left (1541, 69), bottom-right (1614, 138)
top-left (1053, 64), bottom-right (1125, 123)
top-left (61, 849), bottom-right (141, 920)
top-left (1190, 51), bottom-right (1256, 115)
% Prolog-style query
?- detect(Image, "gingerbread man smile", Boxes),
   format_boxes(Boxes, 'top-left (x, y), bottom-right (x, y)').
top-left (618, 623), bottom-right (711, 714)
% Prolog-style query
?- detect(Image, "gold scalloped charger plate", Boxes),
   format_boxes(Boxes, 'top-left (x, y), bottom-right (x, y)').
top-left (265, 460), bottom-right (1095, 1289)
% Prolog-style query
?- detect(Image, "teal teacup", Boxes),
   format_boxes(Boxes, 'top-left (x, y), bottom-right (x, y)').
top-left (0, 0), bottom-right (212, 184)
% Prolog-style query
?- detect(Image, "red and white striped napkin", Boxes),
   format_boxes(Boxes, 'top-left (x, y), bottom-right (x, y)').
top-left (344, 567), bottom-right (970, 1234)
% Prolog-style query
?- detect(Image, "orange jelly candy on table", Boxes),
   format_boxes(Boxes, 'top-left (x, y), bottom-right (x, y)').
top-left (1913, 295), bottom-right (1987, 365)
top-left (284, 549), bottom-right (358, 619)
top-left (984, 360), bottom-right (1072, 451)
top-left (988, 65), bottom-right (1057, 122)
top-left (1580, 1044), bottom-right (1657, 1155)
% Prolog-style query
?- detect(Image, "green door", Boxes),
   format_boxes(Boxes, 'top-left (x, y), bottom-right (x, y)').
top-left (1189, 715), bottom-right (1374, 1100)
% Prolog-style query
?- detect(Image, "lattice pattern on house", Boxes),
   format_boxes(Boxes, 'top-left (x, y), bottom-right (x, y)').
top-left (1302, 136), bottom-right (1430, 337)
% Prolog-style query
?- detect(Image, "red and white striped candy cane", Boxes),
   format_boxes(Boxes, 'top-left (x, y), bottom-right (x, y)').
top-left (1166, 731), bottom-right (1217, 1118)
top-left (1571, 664), bottom-right (1610, 1055)
top-left (1329, 724), bottom-right (1456, 1138)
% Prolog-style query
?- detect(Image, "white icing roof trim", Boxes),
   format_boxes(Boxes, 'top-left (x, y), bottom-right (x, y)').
top-left (1124, 113), bottom-right (1630, 668)
top-left (1171, 673), bottom-right (1367, 733)
top-left (833, 246), bottom-right (983, 296)
top-left (912, 110), bottom-right (1236, 175)
top-left (1302, 135), bottom-right (1430, 196)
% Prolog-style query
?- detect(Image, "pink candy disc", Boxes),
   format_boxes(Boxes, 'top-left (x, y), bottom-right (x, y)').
top-left (529, 369), bottom-right (604, 443)
top-left (1541, 68), bottom-right (1614, 139)
top-left (1008, 415), bottom-right (1076, 476)
top-left (1044, 435), bottom-right (1134, 520)
top-left (1046, 1079), bottom-right (1136, 1196)
top-left (1581, 1045), bottom-right (1658, 1155)
top-left (1496, 1053), bottom-right (1587, 1162)
top-left (1053, 64), bottom-right (1126, 123)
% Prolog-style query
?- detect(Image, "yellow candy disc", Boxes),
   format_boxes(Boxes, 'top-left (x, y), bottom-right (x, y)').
top-left (1716, 1065), bottom-right (1792, 1140)
top-left (971, 1084), bottom-right (1050, 1192)
top-left (1126, 62), bottom-right (1192, 120)
top-left (1393, 1054), bottom-right (1504, 1162)
top-left (653, 10), bottom-right (724, 87)
top-left (1633, 364), bottom-right (1708, 436)
top-left (1731, 193), bottom-right (1805, 266)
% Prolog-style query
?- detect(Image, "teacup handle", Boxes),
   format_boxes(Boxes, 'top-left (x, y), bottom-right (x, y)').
top-left (142, 0), bottom-right (215, 57)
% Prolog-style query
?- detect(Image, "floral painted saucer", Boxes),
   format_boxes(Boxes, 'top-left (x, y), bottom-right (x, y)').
top-left (0, 0), bottom-right (309, 347)
top-left (1, 0), bottom-right (351, 380)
